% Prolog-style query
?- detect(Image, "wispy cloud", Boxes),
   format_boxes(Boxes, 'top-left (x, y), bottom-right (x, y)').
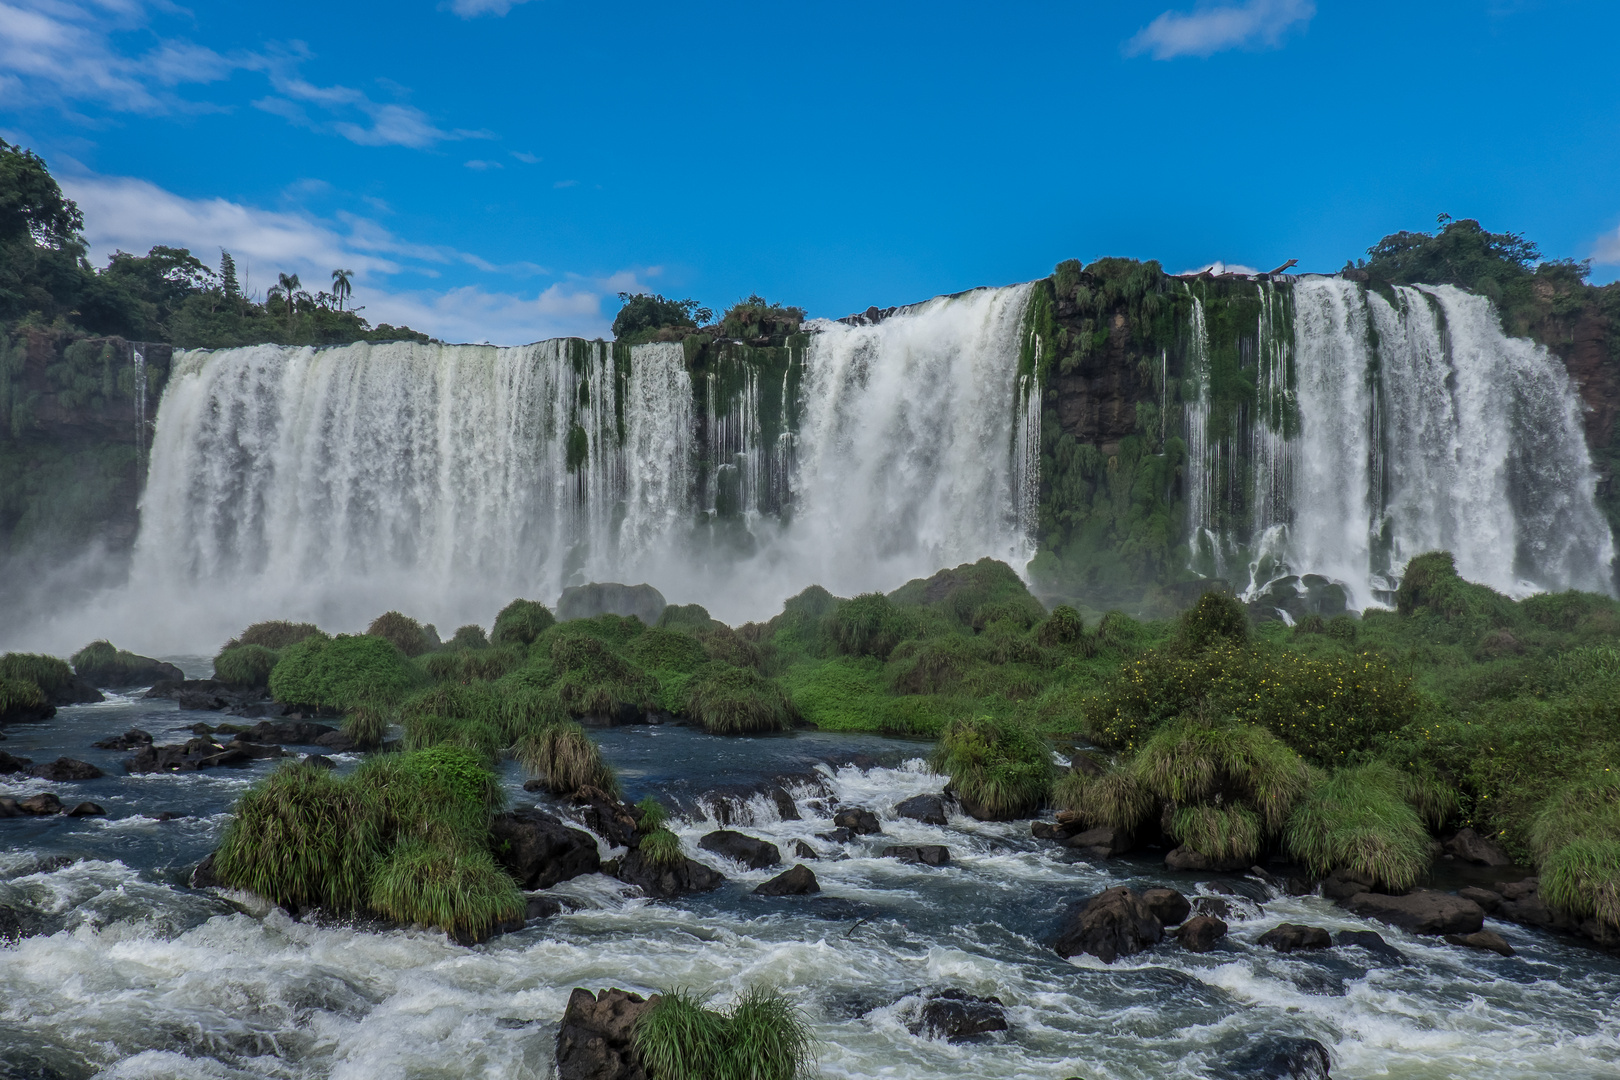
top-left (510, 150), bottom-right (540, 164)
top-left (59, 170), bottom-right (632, 344)
top-left (1594, 225), bottom-right (1620, 266)
top-left (446, 0), bottom-right (540, 17)
top-left (464, 159), bottom-right (503, 170)
top-left (1126, 0), bottom-right (1315, 60)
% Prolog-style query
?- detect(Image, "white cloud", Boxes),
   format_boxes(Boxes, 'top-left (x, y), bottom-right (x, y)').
top-left (446, 0), bottom-right (540, 17)
top-left (553, 179), bottom-right (579, 189)
top-left (59, 170), bottom-right (639, 345)
top-left (1127, 0), bottom-right (1315, 60)
top-left (510, 150), bottom-right (540, 164)
top-left (464, 159), bottom-right (503, 170)
top-left (1593, 225), bottom-right (1620, 266)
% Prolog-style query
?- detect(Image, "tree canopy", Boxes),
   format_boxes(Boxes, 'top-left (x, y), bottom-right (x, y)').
top-left (611, 292), bottom-right (713, 343)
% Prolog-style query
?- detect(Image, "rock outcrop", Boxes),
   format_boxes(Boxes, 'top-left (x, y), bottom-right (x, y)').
top-left (1053, 887), bottom-right (1163, 963)
top-left (755, 864), bottom-right (819, 896)
top-left (905, 989), bottom-right (1008, 1042)
top-left (555, 987), bottom-right (658, 1080)
top-left (490, 808), bottom-right (601, 889)
top-left (698, 829), bottom-right (781, 870)
top-left (616, 849), bottom-right (724, 899)
top-left (1344, 891), bottom-right (1485, 936)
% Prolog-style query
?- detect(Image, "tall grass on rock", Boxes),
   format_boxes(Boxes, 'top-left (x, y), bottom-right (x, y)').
top-left (269, 633), bottom-right (421, 711)
top-left (213, 644), bottom-right (280, 688)
top-left (930, 714), bottom-right (1054, 820)
top-left (366, 611), bottom-right (434, 657)
top-left (1285, 763), bottom-right (1433, 890)
top-left (685, 664), bottom-right (796, 735)
top-left (634, 987), bottom-right (812, 1080)
top-left (368, 840), bottom-right (522, 939)
top-left (0, 653), bottom-right (78, 701)
top-left (226, 621), bottom-right (320, 651)
top-left (1528, 770), bottom-right (1620, 929)
top-left (513, 720), bottom-right (619, 797)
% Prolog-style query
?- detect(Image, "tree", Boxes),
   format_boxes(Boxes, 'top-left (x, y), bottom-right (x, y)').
top-left (331, 268), bottom-right (354, 311)
top-left (220, 251), bottom-right (241, 300)
top-left (611, 292), bottom-right (713, 343)
top-left (268, 272), bottom-right (302, 332)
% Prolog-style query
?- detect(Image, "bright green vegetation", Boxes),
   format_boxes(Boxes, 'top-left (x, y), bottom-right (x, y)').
top-left (637, 827), bottom-right (685, 869)
top-left (267, 633), bottom-right (424, 710)
top-left (212, 644), bottom-right (281, 688)
top-left (1285, 763), bottom-right (1437, 890)
top-left (0, 674), bottom-right (45, 717)
top-left (366, 611), bottom-right (436, 657)
top-left (634, 987), bottom-right (812, 1080)
top-left (214, 746), bottom-right (522, 939)
top-left (930, 714), bottom-right (1054, 820)
top-left (0, 651), bottom-right (76, 700)
top-left (685, 664), bottom-right (796, 735)
top-left (612, 293), bottom-right (714, 345)
top-left (490, 598), bottom-right (555, 646)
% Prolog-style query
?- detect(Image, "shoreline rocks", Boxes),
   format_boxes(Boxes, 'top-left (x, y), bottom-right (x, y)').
top-left (490, 808), bottom-right (601, 889)
top-left (616, 848), bottom-right (723, 899)
top-left (1343, 891), bottom-right (1485, 936)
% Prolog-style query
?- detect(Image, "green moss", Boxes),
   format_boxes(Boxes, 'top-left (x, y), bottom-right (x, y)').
top-left (269, 633), bottom-right (423, 710)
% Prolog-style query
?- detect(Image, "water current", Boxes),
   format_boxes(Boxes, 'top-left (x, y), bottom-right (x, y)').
top-left (4, 677), bottom-right (1618, 1079)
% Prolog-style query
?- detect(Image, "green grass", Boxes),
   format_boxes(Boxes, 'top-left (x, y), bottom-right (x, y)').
top-left (0, 652), bottom-right (76, 700)
top-left (367, 840), bottom-right (523, 937)
top-left (366, 611), bottom-right (433, 657)
top-left (71, 640), bottom-right (167, 685)
top-left (930, 714), bottom-right (1054, 819)
top-left (1285, 763), bottom-right (1433, 890)
top-left (448, 624), bottom-right (490, 650)
top-left (343, 703), bottom-right (392, 750)
top-left (1133, 716), bottom-right (1308, 834)
top-left (638, 827), bottom-right (685, 868)
top-left (685, 664), bottom-right (796, 735)
top-left (490, 598), bottom-right (555, 646)
top-left (213, 644), bottom-right (280, 688)
top-left (1538, 837), bottom-right (1620, 927)
top-left (1169, 803), bottom-right (1262, 862)
top-left (226, 620), bottom-right (320, 650)
top-left (513, 720), bottom-right (618, 797)
top-left (634, 987), bottom-right (812, 1080)
top-left (1053, 762), bottom-right (1152, 830)
top-left (777, 656), bottom-right (887, 731)
top-left (0, 674), bottom-right (46, 716)
top-left (269, 633), bottom-right (423, 710)
top-left (421, 645), bottom-right (525, 684)
top-left (635, 796), bottom-right (670, 832)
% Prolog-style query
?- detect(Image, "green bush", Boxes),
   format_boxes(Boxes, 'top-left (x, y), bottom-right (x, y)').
top-left (400, 682), bottom-right (510, 761)
top-left (213, 644), bottom-right (280, 688)
top-left (490, 598), bottom-right (555, 646)
top-left (269, 633), bottom-right (422, 710)
top-left (657, 603), bottom-right (719, 633)
top-left (888, 558), bottom-right (1040, 629)
top-left (635, 796), bottom-right (670, 832)
top-left (448, 624), bottom-right (490, 650)
top-left (888, 635), bottom-right (981, 695)
top-left (343, 703), bottom-right (392, 750)
top-left (638, 827), bottom-right (685, 868)
top-left (547, 634), bottom-right (660, 716)
top-left (1176, 590), bottom-right (1249, 652)
top-left (0, 675), bottom-right (46, 717)
top-left (367, 840), bottom-right (523, 938)
top-left (71, 640), bottom-right (171, 686)
top-left (1395, 551), bottom-right (1516, 629)
top-left (685, 664), bottom-right (796, 735)
top-left (0, 652), bottom-right (77, 701)
top-left (1054, 763), bottom-right (1151, 830)
top-left (634, 987), bottom-right (812, 1080)
top-left (630, 628), bottom-right (711, 674)
top-left (1134, 717), bottom-right (1307, 842)
top-left (226, 620), bottom-right (321, 651)
top-left (422, 645), bottom-right (525, 683)
top-left (1285, 763), bottom-right (1434, 890)
top-left (824, 593), bottom-right (913, 660)
top-left (1035, 605), bottom-right (1088, 649)
top-left (366, 611), bottom-right (433, 657)
top-left (930, 714), bottom-right (1054, 820)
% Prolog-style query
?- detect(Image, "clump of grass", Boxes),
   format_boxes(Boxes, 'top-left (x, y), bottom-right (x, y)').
top-left (1054, 762), bottom-right (1152, 831)
top-left (629, 628), bottom-right (711, 674)
top-left (213, 644), bottom-right (280, 688)
top-left (227, 621), bottom-right (321, 651)
top-left (1036, 605), bottom-right (1089, 650)
top-left (684, 664), bottom-right (796, 735)
top-left (1285, 763), bottom-right (1433, 890)
top-left (448, 624), bottom-right (489, 650)
top-left (422, 644), bottom-right (525, 684)
top-left (657, 603), bottom-right (719, 634)
top-left (1538, 838), bottom-right (1620, 928)
top-left (636, 796), bottom-right (670, 832)
top-left (399, 682), bottom-right (508, 761)
top-left (634, 987), bottom-right (812, 1080)
top-left (366, 611), bottom-right (432, 657)
top-left (367, 840), bottom-right (523, 937)
top-left (888, 635), bottom-right (980, 695)
top-left (824, 593), bottom-right (914, 660)
top-left (70, 641), bottom-right (154, 686)
top-left (1170, 804), bottom-right (1262, 862)
top-left (0, 653), bottom-right (77, 700)
top-left (930, 714), bottom-right (1054, 820)
top-left (1134, 716), bottom-right (1307, 833)
top-left (0, 675), bottom-right (47, 717)
top-left (344, 703), bottom-right (393, 750)
top-left (513, 720), bottom-right (619, 797)
top-left (491, 598), bottom-right (555, 646)
top-left (547, 634), bottom-right (660, 716)
top-left (269, 633), bottom-right (422, 710)
top-left (638, 827), bottom-right (685, 869)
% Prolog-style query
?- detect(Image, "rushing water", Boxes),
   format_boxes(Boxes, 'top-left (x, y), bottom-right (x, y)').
top-left (5, 688), bottom-right (1619, 1080)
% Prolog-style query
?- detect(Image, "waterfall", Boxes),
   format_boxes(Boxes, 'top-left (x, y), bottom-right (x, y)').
top-left (125, 284), bottom-right (1036, 641)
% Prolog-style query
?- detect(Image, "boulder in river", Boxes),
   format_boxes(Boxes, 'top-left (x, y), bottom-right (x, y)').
top-left (1054, 887), bottom-right (1163, 963)
top-left (71, 643), bottom-right (184, 688)
top-left (1066, 825), bottom-right (1133, 858)
top-left (1443, 828), bottom-right (1513, 867)
top-left (699, 829), bottom-right (781, 870)
top-left (0, 797), bottom-right (20, 816)
top-left (1334, 929), bottom-right (1405, 964)
top-left (883, 845), bottom-right (950, 866)
top-left (555, 987), bottom-right (659, 1080)
top-left (755, 864), bottom-right (819, 896)
top-left (1343, 891), bottom-right (1485, 935)
top-left (833, 807), bottom-right (882, 835)
top-left (616, 848), bottom-right (724, 898)
top-left (1445, 929), bottom-right (1514, 956)
top-left (191, 853), bottom-right (220, 889)
top-left (1141, 888), bottom-right (1191, 926)
top-left (1165, 846), bottom-right (1250, 873)
top-left (1032, 819), bottom-right (1083, 840)
top-left (491, 808), bottom-right (602, 889)
top-left (1176, 914), bottom-right (1228, 952)
top-left (30, 757), bottom-right (104, 781)
top-left (66, 802), bottom-right (105, 817)
top-left (1320, 868), bottom-right (1376, 901)
top-left (1490, 877), bottom-right (1579, 932)
top-left (895, 793), bottom-right (948, 825)
top-left (526, 895), bottom-right (563, 920)
top-left (125, 738), bottom-right (255, 773)
top-left (241, 719), bottom-right (338, 745)
top-left (0, 750), bottom-right (32, 773)
top-left (906, 988), bottom-right (1008, 1042)
top-left (1223, 1036), bottom-right (1332, 1079)
top-left (568, 786), bottom-right (640, 849)
top-left (92, 729), bottom-right (152, 750)
top-left (17, 793), bottom-right (63, 815)
top-left (791, 839), bottom-right (818, 860)
top-left (1458, 886), bottom-right (1502, 913)
top-left (1257, 923), bottom-right (1332, 953)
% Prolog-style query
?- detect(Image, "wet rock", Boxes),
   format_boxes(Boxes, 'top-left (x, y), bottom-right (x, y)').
top-left (1177, 914), bottom-right (1228, 952)
top-left (1444, 827), bottom-right (1513, 867)
top-left (1344, 891), bottom-right (1485, 935)
top-left (895, 793), bottom-right (948, 826)
top-left (302, 754), bottom-right (336, 769)
top-left (1053, 887), bottom-right (1163, 963)
top-left (0, 797), bottom-right (21, 816)
top-left (1257, 923), bottom-right (1332, 953)
top-left (907, 988), bottom-right (1008, 1042)
top-left (791, 839), bottom-right (818, 860)
top-left (555, 987), bottom-right (659, 1080)
top-left (568, 786), bottom-right (640, 849)
top-left (1141, 887), bottom-right (1191, 926)
top-left (699, 829), bottom-right (781, 870)
top-left (833, 807), bottom-right (881, 835)
top-left (178, 688), bottom-right (234, 711)
top-left (1224, 1036), bottom-right (1332, 1079)
top-left (1196, 897), bottom-right (1233, 920)
top-left (92, 729), bottom-right (152, 750)
top-left (883, 845), bottom-right (950, 866)
top-left (1446, 929), bottom-right (1514, 956)
top-left (242, 719), bottom-right (338, 745)
top-left (76, 650), bottom-right (184, 688)
top-left (1489, 877), bottom-right (1579, 932)
top-left (65, 801), bottom-right (105, 817)
top-left (224, 739), bottom-right (286, 760)
top-left (1320, 868), bottom-right (1377, 901)
top-left (616, 848), bottom-right (724, 899)
top-left (769, 785), bottom-right (801, 820)
top-left (191, 853), bottom-right (220, 889)
top-left (125, 738), bottom-right (240, 773)
top-left (1334, 929), bottom-right (1405, 964)
top-left (526, 895), bottom-right (564, 920)
top-left (0, 750), bottom-right (32, 773)
top-left (491, 808), bottom-right (602, 889)
top-left (1165, 846), bottom-right (1249, 873)
top-left (1458, 886), bottom-right (1503, 914)
top-left (314, 730), bottom-right (357, 752)
top-left (755, 864), bottom-right (820, 896)
top-left (1066, 825), bottom-right (1133, 857)
top-left (29, 756), bottom-right (104, 781)
top-left (1032, 819), bottom-right (1083, 840)
top-left (815, 827), bottom-right (856, 844)
top-left (18, 793), bottom-right (63, 815)
top-left (153, 810), bottom-right (188, 821)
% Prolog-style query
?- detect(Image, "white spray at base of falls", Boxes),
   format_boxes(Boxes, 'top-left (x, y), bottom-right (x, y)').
top-left (81, 285), bottom-right (1035, 650)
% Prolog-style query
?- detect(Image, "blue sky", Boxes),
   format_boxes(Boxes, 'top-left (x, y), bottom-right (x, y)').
top-left (1, 0), bottom-right (1616, 344)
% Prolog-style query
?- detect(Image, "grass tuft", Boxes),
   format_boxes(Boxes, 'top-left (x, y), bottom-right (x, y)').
top-left (638, 827), bottom-right (685, 869)
top-left (684, 664), bottom-right (796, 734)
top-left (636, 796), bottom-right (670, 832)
top-left (226, 621), bottom-right (321, 651)
top-left (367, 611), bottom-right (433, 657)
top-left (367, 840), bottom-right (523, 937)
top-left (634, 987), bottom-right (811, 1080)
top-left (491, 599), bottom-right (555, 646)
top-left (930, 714), bottom-right (1054, 819)
top-left (512, 721), bottom-right (619, 797)
top-left (213, 644), bottom-right (280, 688)
top-left (1285, 763), bottom-right (1433, 890)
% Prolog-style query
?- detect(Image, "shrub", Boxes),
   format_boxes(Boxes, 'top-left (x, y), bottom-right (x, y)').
top-left (400, 682), bottom-right (509, 762)
top-left (366, 611), bottom-right (432, 657)
top-left (684, 664), bottom-right (796, 735)
top-left (634, 987), bottom-right (811, 1080)
top-left (270, 633), bottom-right (422, 710)
top-left (1177, 590), bottom-right (1249, 652)
top-left (635, 796), bottom-right (670, 832)
top-left (824, 593), bottom-right (913, 660)
top-left (1326, 614), bottom-right (1359, 643)
top-left (888, 635), bottom-right (980, 695)
top-left (638, 827), bottom-right (685, 869)
top-left (449, 624), bottom-right (490, 650)
top-left (227, 620), bottom-right (321, 651)
top-left (548, 635), bottom-right (660, 716)
top-left (930, 714), bottom-right (1054, 820)
top-left (354, 744), bottom-right (504, 838)
top-left (612, 292), bottom-right (711, 343)
top-left (344, 703), bottom-right (392, 750)
top-left (490, 598), bottom-right (555, 646)
top-left (1133, 717), bottom-right (1307, 839)
top-left (0, 652), bottom-right (77, 701)
top-left (422, 645), bottom-right (525, 684)
top-left (1538, 838), bottom-right (1620, 928)
top-left (1285, 763), bottom-right (1433, 890)
top-left (1053, 763), bottom-right (1152, 831)
top-left (1395, 551), bottom-right (1516, 629)
top-left (657, 603), bottom-right (718, 633)
top-left (213, 644), bottom-right (280, 688)
top-left (699, 626), bottom-right (769, 672)
top-left (630, 628), bottom-right (712, 674)
top-left (513, 721), bottom-right (619, 797)
top-left (1036, 605), bottom-right (1089, 649)
top-left (71, 641), bottom-right (169, 686)
top-left (888, 558), bottom-right (1039, 628)
top-left (1170, 804), bottom-right (1262, 862)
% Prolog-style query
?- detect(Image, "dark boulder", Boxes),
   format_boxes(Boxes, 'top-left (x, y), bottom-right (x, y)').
top-left (92, 729), bottom-right (152, 750)
top-left (1491, 878), bottom-right (1579, 931)
top-left (1066, 825), bottom-right (1133, 858)
top-left (1320, 868), bottom-right (1376, 902)
top-left (302, 754), bottom-right (336, 769)
top-left (1334, 929), bottom-right (1405, 964)
top-left (491, 808), bottom-right (602, 889)
top-left (616, 848), bottom-right (724, 898)
top-left (833, 807), bottom-right (881, 835)
top-left (177, 688), bottom-right (234, 711)
top-left (907, 989), bottom-right (1008, 1042)
top-left (1457, 886), bottom-right (1502, 914)
top-left (1344, 891), bottom-right (1484, 935)
top-left (242, 719), bottom-right (338, 745)
top-left (768, 785), bottom-right (801, 820)
top-left (18, 793), bottom-right (63, 815)
top-left (1176, 914), bottom-right (1228, 952)
top-left (883, 845), bottom-right (950, 866)
top-left (30, 756), bottom-right (104, 781)
top-left (815, 827), bottom-right (856, 844)
top-left (1165, 846), bottom-right (1250, 873)
top-left (1196, 897), bottom-right (1233, 920)
top-left (0, 750), bottom-right (32, 773)
top-left (75, 649), bottom-right (183, 689)
top-left (1223, 1036), bottom-right (1332, 1080)
top-left (1445, 929), bottom-right (1514, 956)
top-left (314, 730), bottom-right (357, 752)
top-left (698, 829), bottom-right (781, 870)
top-left (0, 797), bottom-right (20, 816)
top-left (1054, 887), bottom-right (1163, 963)
top-left (1032, 819), bottom-right (1083, 841)
top-left (557, 582), bottom-right (666, 625)
top-left (791, 839), bottom-right (818, 860)
top-left (526, 895), bottom-right (564, 920)
top-left (191, 853), bottom-right (220, 889)
top-left (568, 786), bottom-right (640, 849)
top-left (555, 987), bottom-right (658, 1080)
top-left (66, 802), bottom-right (105, 817)
top-left (125, 738), bottom-right (254, 774)
top-left (1141, 887), bottom-right (1191, 926)
top-left (1258, 923), bottom-right (1332, 953)
top-left (755, 864), bottom-right (820, 896)
top-left (895, 793), bottom-right (948, 826)
top-left (1443, 828), bottom-right (1513, 867)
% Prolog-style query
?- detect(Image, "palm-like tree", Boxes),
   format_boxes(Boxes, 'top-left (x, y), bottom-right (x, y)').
top-left (267, 272), bottom-right (302, 331)
top-left (331, 268), bottom-right (354, 312)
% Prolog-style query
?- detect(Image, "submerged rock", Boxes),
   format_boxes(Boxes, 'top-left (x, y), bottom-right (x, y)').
top-left (1223, 1036), bottom-right (1332, 1079)
top-left (883, 845), bottom-right (950, 866)
top-left (895, 793), bottom-right (948, 825)
top-left (30, 756), bottom-right (103, 781)
top-left (17, 793), bottom-right (63, 815)
top-left (905, 988), bottom-right (1008, 1042)
top-left (1443, 828), bottom-right (1513, 867)
top-left (616, 849), bottom-right (723, 899)
top-left (0, 750), bottom-right (32, 773)
top-left (92, 729), bottom-right (152, 750)
top-left (125, 738), bottom-right (257, 773)
top-left (1258, 923), bottom-right (1332, 953)
top-left (526, 894), bottom-right (564, 920)
top-left (1334, 929), bottom-right (1405, 964)
top-left (491, 808), bottom-right (601, 889)
top-left (755, 864), bottom-right (819, 896)
top-left (1458, 886), bottom-right (1503, 913)
top-left (833, 807), bottom-right (882, 835)
top-left (1141, 888), bottom-right (1191, 926)
top-left (1177, 914), bottom-right (1229, 952)
top-left (1344, 891), bottom-right (1485, 936)
top-left (557, 582), bottom-right (667, 626)
top-left (191, 853), bottom-right (220, 889)
top-left (1054, 887), bottom-right (1163, 963)
top-left (791, 839), bottom-right (818, 860)
top-left (65, 801), bottom-right (105, 817)
top-left (1446, 929), bottom-right (1515, 956)
top-left (555, 987), bottom-right (659, 1080)
top-left (699, 829), bottom-right (781, 869)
